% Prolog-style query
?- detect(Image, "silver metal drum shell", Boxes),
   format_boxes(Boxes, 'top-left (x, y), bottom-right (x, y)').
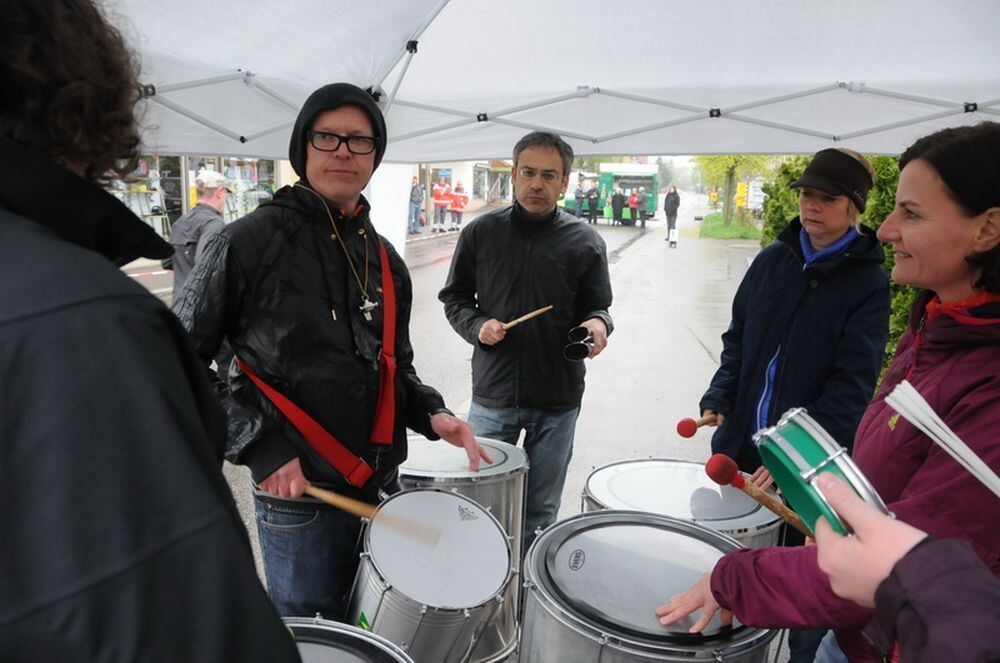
top-left (348, 554), bottom-right (505, 663)
top-left (399, 440), bottom-right (527, 662)
top-left (519, 511), bottom-right (777, 662)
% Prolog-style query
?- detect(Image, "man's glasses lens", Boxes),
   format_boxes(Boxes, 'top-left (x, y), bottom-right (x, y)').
top-left (518, 167), bottom-right (559, 182)
top-left (310, 132), bottom-right (377, 154)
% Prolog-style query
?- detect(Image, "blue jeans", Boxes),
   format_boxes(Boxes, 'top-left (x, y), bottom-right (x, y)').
top-left (467, 402), bottom-right (580, 551)
top-left (408, 201), bottom-right (422, 232)
top-left (814, 631), bottom-right (849, 663)
top-left (433, 205), bottom-right (447, 227)
top-left (254, 493), bottom-right (364, 619)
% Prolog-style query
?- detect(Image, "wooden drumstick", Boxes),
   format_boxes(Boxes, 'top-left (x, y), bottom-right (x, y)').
top-left (304, 485), bottom-right (442, 546)
top-left (676, 413), bottom-right (718, 438)
top-left (705, 454), bottom-right (811, 538)
top-left (500, 304), bottom-right (554, 331)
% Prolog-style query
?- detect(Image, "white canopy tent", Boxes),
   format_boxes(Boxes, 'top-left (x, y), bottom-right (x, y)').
top-left (105, 0), bottom-right (1000, 162)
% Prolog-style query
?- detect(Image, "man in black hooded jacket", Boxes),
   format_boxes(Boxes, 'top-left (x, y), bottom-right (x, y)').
top-left (176, 83), bottom-right (487, 620)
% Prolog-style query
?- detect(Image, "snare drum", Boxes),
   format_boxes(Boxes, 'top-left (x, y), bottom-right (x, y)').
top-left (347, 489), bottom-right (512, 663)
top-left (400, 436), bottom-right (528, 661)
top-left (753, 407), bottom-right (890, 535)
top-left (283, 616), bottom-right (413, 662)
top-left (520, 511), bottom-right (776, 662)
top-left (582, 458), bottom-right (782, 548)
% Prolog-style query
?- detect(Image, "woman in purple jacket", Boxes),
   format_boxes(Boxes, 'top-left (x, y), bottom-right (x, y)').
top-left (657, 122), bottom-right (1000, 663)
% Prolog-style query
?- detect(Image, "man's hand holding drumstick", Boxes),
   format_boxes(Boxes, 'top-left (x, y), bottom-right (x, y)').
top-left (478, 304), bottom-right (608, 359)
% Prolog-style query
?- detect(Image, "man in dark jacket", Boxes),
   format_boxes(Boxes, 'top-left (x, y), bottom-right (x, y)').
top-left (586, 182), bottom-right (601, 224)
top-left (0, 2), bottom-right (299, 660)
top-left (176, 83), bottom-right (487, 620)
top-left (162, 169), bottom-right (230, 301)
top-left (439, 131), bottom-right (613, 549)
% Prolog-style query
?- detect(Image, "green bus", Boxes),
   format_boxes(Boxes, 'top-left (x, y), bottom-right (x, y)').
top-left (561, 163), bottom-right (658, 224)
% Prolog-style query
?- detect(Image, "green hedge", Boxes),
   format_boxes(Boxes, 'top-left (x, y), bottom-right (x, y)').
top-left (759, 155), bottom-right (917, 375)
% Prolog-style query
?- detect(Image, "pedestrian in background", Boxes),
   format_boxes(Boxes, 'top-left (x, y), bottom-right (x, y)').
top-left (627, 188), bottom-right (638, 225)
top-left (611, 187), bottom-right (626, 226)
top-left (586, 181), bottom-right (601, 224)
top-left (163, 170), bottom-right (230, 300)
top-left (432, 177), bottom-right (451, 233)
top-left (449, 179), bottom-right (469, 231)
top-left (637, 186), bottom-right (649, 227)
top-left (574, 181), bottom-right (585, 217)
top-left (0, 1), bottom-right (299, 660)
top-left (408, 175), bottom-right (424, 234)
top-left (663, 184), bottom-right (680, 247)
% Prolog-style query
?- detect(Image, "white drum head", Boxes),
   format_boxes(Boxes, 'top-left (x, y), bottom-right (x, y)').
top-left (585, 459), bottom-right (779, 532)
top-left (369, 490), bottom-right (509, 608)
top-left (401, 436), bottom-right (527, 480)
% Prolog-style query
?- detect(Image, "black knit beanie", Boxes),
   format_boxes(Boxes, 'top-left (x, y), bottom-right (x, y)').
top-left (288, 83), bottom-right (387, 180)
top-left (791, 149), bottom-right (873, 212)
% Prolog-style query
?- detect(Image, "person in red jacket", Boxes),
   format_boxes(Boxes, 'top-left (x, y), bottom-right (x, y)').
top-left (432, 177), bottom-right (451, 233)
top-left (448, 180), bottom-right (469, 231)
top-left (657, 122), bottom-right (1000, 663)
top-left (627, 189), bottom-right (639, 226)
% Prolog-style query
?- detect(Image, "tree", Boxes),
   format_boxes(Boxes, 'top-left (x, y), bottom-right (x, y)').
top-left (656, 156), bottom-right (674, 190)
top-left (573, 155), bottom-right (627, 173)
top-left (692, 155), bottom-right (769, 225)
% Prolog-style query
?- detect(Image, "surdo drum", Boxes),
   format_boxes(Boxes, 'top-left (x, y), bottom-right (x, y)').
top-left (347, 489), bottom-right (512, 663)
top-left (520, 511), bottom-right (777, 662)
top-left (582, 459), bottom-right (783, 548)
top-left (282, 616), bottom-right (414, 662)
top-left (399, 436), bottom-right (528, 661)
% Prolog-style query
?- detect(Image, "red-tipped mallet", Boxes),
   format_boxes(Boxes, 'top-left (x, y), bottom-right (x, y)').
top-left (677, 413), bottom-right (717, 438)
top-left (705, 453), bottom-right (811, 537)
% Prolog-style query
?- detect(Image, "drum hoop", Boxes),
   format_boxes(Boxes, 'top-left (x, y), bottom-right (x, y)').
top-left (282, 616), bottom-right (413, 661)
top-left (526, 511), bottom-right (776, 651)
top-left (363, 488), bottom-right (513, 610)
top-left (401, 438), bottom-right (529, 481)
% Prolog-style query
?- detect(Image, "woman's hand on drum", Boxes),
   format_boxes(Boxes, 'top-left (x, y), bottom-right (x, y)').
top-left (432, 412), bottom-right (493, 471)
top-left (749, 466), bottom-right (774, 490)
top-left (259, 456), bottom-right (309, 498)
top-left (814, 473), bottom-right (927, 607)
top-left (655, 572), bottom-right (732, 633)
top-left (702, 409), bottom-right (725, 427)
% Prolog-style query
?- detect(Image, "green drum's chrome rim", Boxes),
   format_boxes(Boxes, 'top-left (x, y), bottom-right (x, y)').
top-left (754, 408), bottom-right (890, 536)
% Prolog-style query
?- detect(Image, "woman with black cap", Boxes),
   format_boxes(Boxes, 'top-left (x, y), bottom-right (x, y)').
top-left (691, 148), bottom-right (891, 659)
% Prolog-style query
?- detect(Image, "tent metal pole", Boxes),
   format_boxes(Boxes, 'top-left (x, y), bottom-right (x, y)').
top-left (857, 86), bottom-right (958, 109)
top-left (597, 113), bottom-right (707, 142)
top-left (373, 0), bottom-right (452, 88)
top-left (837, 108), bottom-right (964, 141)
top-left (241, 120), bottom-right (296, 142)
top-left (149, 96), bottom-right (243, 142)
top-left (722, 84), bottom-right (841, 113)
top-left (393, 99), bottom-right (478, 118)
top-left (725, 114), bottom-right (835, 140)
top-left (489, 118), bottom-right (593, 142)
top-left (491, 92), bottom-right (583, 117)
top-left (384, 51), bottom-right (416, 115)
top-left (252, 81), bottom-right (300, 111)
top-left (599, 89), bottom-right (705, 114)
top-left (392, 118), bottom-right (475, 142)
top-left (155, 71), bottom-right (245, 94)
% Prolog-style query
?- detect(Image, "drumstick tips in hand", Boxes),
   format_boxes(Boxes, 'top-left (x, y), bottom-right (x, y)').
top-left (705, 454), bottom-right (811, 537)
top-left (500, 304), bottom-right (554, 331)
top-left (677, 413), bottom-right (718, 438)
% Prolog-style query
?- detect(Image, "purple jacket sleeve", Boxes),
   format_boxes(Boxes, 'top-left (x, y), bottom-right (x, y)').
top-left (864, 538), bottom-right (1000, 663)
top-left (710, 545), bottom-right (872, 629)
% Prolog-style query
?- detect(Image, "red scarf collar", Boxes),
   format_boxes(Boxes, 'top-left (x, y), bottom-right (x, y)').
top-left (925, 291), bottom-right (1000, 325)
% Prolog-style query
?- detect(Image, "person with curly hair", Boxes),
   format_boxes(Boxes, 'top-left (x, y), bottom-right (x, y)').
top-left (0, 1), bottom-right (299, 660)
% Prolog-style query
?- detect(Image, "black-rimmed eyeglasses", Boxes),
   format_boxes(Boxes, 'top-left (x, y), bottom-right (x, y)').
top-left (308, 131), bottom-right (379, 155)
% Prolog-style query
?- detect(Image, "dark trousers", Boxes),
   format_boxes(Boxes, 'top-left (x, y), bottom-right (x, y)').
top-left (254, 493), bottom-right (365, 620)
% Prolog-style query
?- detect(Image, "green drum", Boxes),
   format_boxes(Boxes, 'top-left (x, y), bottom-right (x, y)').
top-left (753, 408), bottom-right (890, 535)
